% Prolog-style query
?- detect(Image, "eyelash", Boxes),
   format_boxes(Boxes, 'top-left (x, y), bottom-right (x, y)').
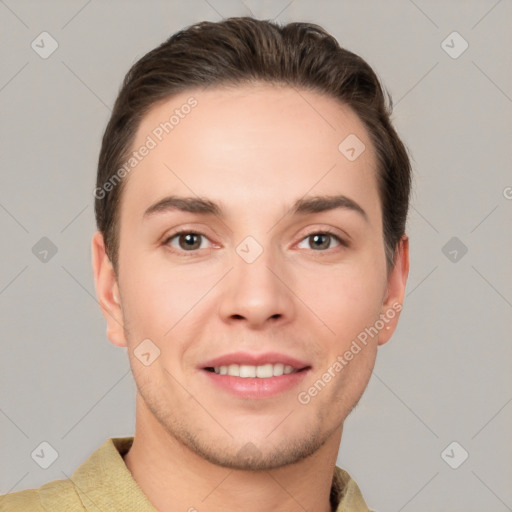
top-left (163, 229), bottom-right (348, 255)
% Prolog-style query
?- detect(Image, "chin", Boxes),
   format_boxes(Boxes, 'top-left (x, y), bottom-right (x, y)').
top-left (185, 434), bottom-right (325, 471)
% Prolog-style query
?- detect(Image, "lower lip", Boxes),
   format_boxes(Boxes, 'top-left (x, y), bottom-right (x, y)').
top-left (202, 369), bottom-right (310, 399)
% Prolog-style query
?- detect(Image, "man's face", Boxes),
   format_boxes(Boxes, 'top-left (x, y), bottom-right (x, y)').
top-left (93, 84), bottom-right (407, 470)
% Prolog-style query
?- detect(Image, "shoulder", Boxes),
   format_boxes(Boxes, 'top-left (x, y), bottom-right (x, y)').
top-left (0, 478), bottom-right (83, 511)
top-left (0, 437), bottom-right (136, 512)
top-left (0, 487), bottom-right (43, 511)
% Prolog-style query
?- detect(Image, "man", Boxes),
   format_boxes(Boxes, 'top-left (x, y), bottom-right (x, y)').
top-left (1, 16), bottom-right (410, 511)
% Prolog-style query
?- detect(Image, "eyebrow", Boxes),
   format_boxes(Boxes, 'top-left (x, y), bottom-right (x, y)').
top-left (143, 194), bottom-right (368, 222)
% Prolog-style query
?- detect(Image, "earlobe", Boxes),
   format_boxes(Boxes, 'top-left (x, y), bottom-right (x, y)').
top-left (91, 231), bottom-right (127, 348)
top-left (378, 235), bottom-right (409, 346)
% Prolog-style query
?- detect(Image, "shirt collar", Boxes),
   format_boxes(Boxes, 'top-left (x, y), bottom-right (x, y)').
top-left (71, 437), bottom-right (156, 510)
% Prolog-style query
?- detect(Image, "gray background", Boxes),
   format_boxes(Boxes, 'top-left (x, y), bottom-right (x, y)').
top-left (1, 1), bottom-right (511, 511)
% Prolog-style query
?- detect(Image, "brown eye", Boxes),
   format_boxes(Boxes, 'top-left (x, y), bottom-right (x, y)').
top-left (309, 233), bottom-right (332, 250)
top-left (179, 233), bottom-right (202, 250)
top-left (297, 232), bottom-right (343, 251)
top-left (166, 232), bottom-right (208, 251)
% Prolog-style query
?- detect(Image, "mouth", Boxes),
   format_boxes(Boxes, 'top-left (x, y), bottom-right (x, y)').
top-left (204, 363), bottom-right (305, 378)
top-left (200, 352), bottom-right (311, 399)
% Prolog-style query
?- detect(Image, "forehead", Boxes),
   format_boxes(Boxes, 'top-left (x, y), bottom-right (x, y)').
top-left (120, 83), bottom-right (379, 223)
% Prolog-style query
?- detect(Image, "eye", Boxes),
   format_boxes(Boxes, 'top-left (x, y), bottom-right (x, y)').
top-left (163, 229), bottom-right (346, 254)
top-left (164, 231), bottom-right (212, 252)
top-left (296, 231), bottom-right (346, 251)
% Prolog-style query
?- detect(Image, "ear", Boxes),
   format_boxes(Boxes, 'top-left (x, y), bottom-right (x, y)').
top-left (91, 231), bottom-right (127, 347)
top-left (378, 234), bottom-right (409, 346)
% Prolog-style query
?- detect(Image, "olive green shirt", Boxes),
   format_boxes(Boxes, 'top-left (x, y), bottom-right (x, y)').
top-left (0, 437), bottom-right (372, 511)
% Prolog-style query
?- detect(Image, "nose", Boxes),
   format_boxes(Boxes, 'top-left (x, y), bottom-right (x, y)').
top-left (217, 244), bottom-right (295, 329)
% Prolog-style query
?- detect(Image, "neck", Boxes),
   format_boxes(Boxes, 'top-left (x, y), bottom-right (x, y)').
top-left (123, 394), bottom-right (342, 512)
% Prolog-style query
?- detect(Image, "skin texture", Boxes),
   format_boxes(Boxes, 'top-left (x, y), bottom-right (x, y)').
top-left (92, 83), bottom-right (409, 512)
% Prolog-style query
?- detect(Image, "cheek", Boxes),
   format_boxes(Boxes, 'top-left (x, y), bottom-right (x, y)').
top-left (297, 263), bottom-right (385, 340)
top-left (120, 253), bottom-right (219, 340)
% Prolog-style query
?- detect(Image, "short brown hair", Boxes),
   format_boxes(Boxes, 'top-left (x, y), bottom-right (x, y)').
top-left (95, 16), bottom-right (411, 274)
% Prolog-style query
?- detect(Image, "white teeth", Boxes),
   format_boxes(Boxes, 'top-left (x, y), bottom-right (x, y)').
top-left (239, 365), bottom-right (256, 378)
top-left (273, 363), bottom-right (284, 376)
top-left (256, 363), bottom-right (273, 378)
top-left (212, 363), bottom-right (300, 378)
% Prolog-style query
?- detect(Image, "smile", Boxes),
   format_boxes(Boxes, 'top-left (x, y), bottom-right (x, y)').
top-left (206, 363), bottom-right (300, 378)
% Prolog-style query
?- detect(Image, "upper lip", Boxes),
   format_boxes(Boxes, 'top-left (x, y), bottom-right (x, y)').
top-left (201, 352), bottom-right (311, 370)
